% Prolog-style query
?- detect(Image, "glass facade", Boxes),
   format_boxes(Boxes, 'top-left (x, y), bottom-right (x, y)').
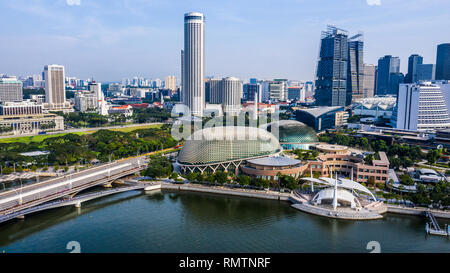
top-left (347, 38), bottom-right (364, 104)
top-left (315, 26), bottom-right (348, 107)
top-left (178, 126), bottom-right (281, 165)
top-left (405, 54), bottom-right (423, 83)
top-left (376, 55), bottom-right (401, 96)
top-left (436, 43), bottom-right (450, 80)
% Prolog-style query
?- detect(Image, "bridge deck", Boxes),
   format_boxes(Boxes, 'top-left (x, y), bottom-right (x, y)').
top-left (0, 183), bottom-right (153, 224)
top-left (0, 157), bottom-right (147, 215)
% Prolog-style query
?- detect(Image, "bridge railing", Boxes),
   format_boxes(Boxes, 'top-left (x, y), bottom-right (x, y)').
top-left (0, 163), bottom-right (144, 214)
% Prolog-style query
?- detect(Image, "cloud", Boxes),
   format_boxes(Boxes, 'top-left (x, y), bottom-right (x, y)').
top-left (66, 0), bottom-right (81, 6)
top-left (366, 0), bottom-right (381, 5)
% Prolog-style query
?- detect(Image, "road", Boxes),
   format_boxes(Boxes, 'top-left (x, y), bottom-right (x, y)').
top-left (0, 122), bottom-right (163, 139)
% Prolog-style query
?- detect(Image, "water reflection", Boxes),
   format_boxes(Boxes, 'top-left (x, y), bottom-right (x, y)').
top-left (0, 191), bottom-right (143, 247)
top-left (0, 189), bottom-right (449, 253)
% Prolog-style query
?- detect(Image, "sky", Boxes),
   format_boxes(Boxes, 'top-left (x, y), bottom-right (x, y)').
top-left (0, 0), bottom-right (449, 82)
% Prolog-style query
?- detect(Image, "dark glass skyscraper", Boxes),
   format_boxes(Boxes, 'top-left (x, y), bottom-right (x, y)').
top-left (388, 72), bottom-right (404, 95)
top-left (405, 54), bottom-right (423, 83)
top-left (376, 55), bottom-right (400, 96)
top-left (436, 43), bottom-right (450, 80)
top-left (347, 33), bottom-right (364, 104)
top-left (315, 26), bottom-right (348, 106)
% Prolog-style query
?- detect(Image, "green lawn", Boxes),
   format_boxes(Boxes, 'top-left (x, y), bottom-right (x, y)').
top-left (0, 124), bottom-right (163, 144)
top-left (108, 124), bottom-right (162, 132)
top-left (0, 132), bottom-right (88, 144)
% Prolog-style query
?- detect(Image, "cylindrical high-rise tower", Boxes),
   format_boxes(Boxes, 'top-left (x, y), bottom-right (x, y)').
top-left (222, 77), bottom-right (242, 116)
top-left (183, 12), bottom-right (205, 116)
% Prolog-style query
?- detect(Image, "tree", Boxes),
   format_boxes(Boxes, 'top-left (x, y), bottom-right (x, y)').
top-left (279, 174), bottom-right (298, 190)
top-left (214, 171), bottom-right (228, 185)
top-left (141, 155), bottom-right (173, 178)
top-left (359, 137), bottom-right (369, 149)
top-left (187, 172), bottom-right (197, 182)
top-left (169, 172), bottom-right (178, 180)
top-left (236, 175), bottom-right (251, 186)
top-left (426, 149), bottom-right (441, 165)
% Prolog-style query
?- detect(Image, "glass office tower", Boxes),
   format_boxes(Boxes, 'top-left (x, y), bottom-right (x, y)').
top-left (405, 54), bottom-right (423, 83)
top-left (376, 55), bottom-right (400, 96)
top-left (347, 33), bottom-right (364, 104)
top-left (315, 26), bottom-right (348, 106)
top-left (436, 43), bottom-right (450, 80)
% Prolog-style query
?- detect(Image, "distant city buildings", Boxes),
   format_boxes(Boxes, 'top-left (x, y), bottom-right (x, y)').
top-left (416, 64), bottom-right (435, 81)
top-left (74, 91), bottom-right (97, 112)
top-left (207, 78), bottom-right (223, 104)
top-left (363, 64), bottom-right (376, 98)
top-left (405, 54), bottom-right (423, 83)
top-left (388, 72), bottom-right (405, 96)
top-left (287, 86), bottom-right (305, 101)
top-left (376, 55), bottom-right (402, 96)
top-left (436, 43), bottom-right (450, 80)
top-left (165, 75), bottom-right (177, 91)
top-left (243, 82), bottom-right (262, 102)
top-left (269, 79), bottom-right (287, 101)
top-left (222, 77), bottom-right (243, 116)
top-left (0, 77), bottom-right (23, 103)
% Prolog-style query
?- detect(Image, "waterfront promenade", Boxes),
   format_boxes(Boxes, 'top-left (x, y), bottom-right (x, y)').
top-left (153, 182), bottom-right (292, 201)
top-left (148, 182), bottom-right (450, 220)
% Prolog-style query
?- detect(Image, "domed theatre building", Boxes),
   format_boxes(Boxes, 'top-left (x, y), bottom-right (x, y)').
top-left (177, 126), bottom-right (282, 174)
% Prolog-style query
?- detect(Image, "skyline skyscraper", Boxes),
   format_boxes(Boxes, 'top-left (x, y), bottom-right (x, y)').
top-left (376, 55), bottom-right (400, 96)
top-left (363, 64), bottom-right (376, 98)
top-left (44, 64), bottom-right (69, 111)
top-left (183, 12), bottom-right (205, 117)
top-left (436, 43), bottom-right (450, 80)
top-left (347, 33), bottom-right (364, 104)
top-left (405, 54), bottom-right (423, 83)
top-left (314, 26), bottom-right (348, 106)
